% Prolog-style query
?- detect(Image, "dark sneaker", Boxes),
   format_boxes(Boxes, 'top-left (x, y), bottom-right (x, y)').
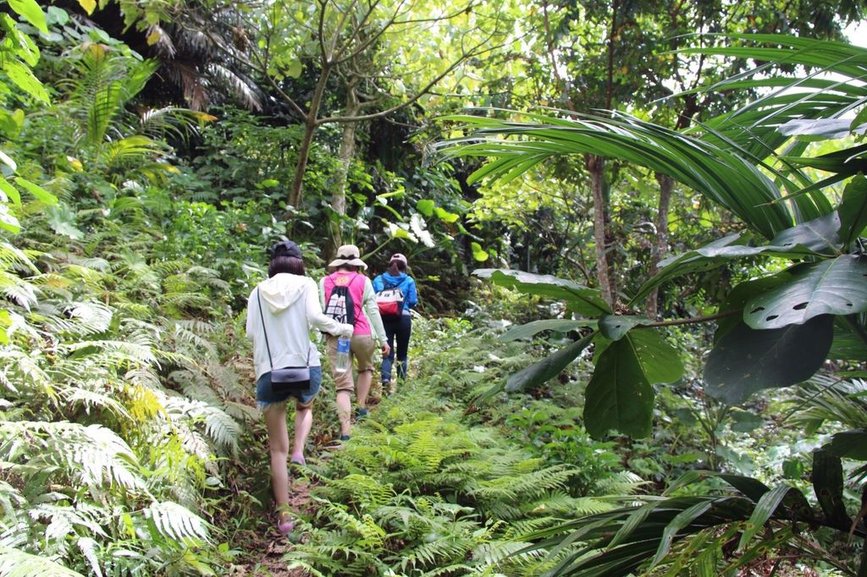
top-left (355, 407), bottom-right (369, 420)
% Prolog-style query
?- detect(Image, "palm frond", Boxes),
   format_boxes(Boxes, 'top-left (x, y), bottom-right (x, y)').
top-left (789, 376), bottom-right (867, 431)
top-left (440, 110), bottom-right (809, 239)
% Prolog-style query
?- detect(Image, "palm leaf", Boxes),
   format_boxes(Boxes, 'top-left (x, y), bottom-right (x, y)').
top-left (442, 110), bottom-right (808, 239)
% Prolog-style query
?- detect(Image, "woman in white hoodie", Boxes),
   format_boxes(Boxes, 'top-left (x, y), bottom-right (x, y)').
top-left (246, 240), bottom-right (353, 536)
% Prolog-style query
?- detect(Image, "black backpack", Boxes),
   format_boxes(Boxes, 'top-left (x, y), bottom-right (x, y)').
top-left (324, 274), bottom-right (359, 325)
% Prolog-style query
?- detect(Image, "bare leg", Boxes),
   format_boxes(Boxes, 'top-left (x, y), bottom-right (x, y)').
top-left (336, 389), bottom-right (352, 436)
top-left (263, 403), bottom-right (290, 512)
top-left (356, 369), bottom-right (372, 409)
top-left (292, 404), bottom-right (312, 462)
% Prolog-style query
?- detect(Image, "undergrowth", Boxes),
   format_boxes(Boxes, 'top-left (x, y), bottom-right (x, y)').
top-left (276, 316), bottom-right (644, 576)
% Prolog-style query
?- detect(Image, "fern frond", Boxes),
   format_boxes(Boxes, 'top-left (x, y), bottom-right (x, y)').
top-left (326, 474), bottom-right (395, 510)
top-left (0, 421), bottom-right (145, 491)
top-left (470, 464), bottom-right (576, 502)
top-left (0, 242), bottom-right (38, 273)
top-left (76, 537), bottom-right (102, 577)
top-left (0, 546), bottom-right (84, 577)
top-left (315, 501), bottom-right (386, 549)
top-left (102, 136), bottom-right (167, 168)
top-left (145, 501), bottom-right (210, 544)
top-left (39, 301), bottom-right (113, 337)
top-left (0, 349), bottom-right (53, 396)
top-left (398, 535), bottom-right (473, 572)
top-left (592, 470), bottom-right (645, 495)
top-left (416, 563), bottom-right (474, 576)
top-left (0, 276), bottom-right (38, 311)
top-left (34, 502), bottom-right (109, 543)
top-left (168, 370), bottom-right (221, 405)
top-left (184, 266), bottom-right (230, 291)
top-left (57, 386), bottom-right (131, 420)
top-left (168, 320), bottom-right (218, 358)
top-left (501, 516), bottom-right (563, 540)
top-left (60, 340), bottom-right (158, 367)
top-left (164, 397), bottom-right (241, 455)
top-left (473, 539), bottom-right (544, 566)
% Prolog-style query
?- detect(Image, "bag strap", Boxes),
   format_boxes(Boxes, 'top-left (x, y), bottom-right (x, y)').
top-left (257, 287), bottom-right (310, 370)
top-left (256, 288), bottom-right (276, 372)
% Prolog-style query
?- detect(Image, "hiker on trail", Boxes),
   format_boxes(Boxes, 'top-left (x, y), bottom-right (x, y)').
top-left (246, 240), bottom-right (354, 536)
top-left (320, 244), bottom-right (389, 441)
top-left (372, 253), bottom-right (418, 394)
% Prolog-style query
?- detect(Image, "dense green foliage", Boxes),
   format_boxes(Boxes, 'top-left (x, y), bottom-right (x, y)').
top-left (0, 0), bottom-right (865, 575)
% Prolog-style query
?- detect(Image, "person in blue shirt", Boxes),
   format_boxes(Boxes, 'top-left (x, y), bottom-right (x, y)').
top-left (372, 253), bottom-right (418, 393)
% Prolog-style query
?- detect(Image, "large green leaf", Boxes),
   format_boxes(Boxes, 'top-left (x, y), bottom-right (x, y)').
top-left (500, 318), bottom-right (596, 342)
top-left (474, 268), bottom-right (611, 317)
top-left (744, 256), bottom-right (867, 329)
top-left (812, 449), bottom-right (850, 530)
top-left (704, 315), bottom-right (834, 405)
top-left (783, 143), bottom-right (867, 175)
top-left (7, 0), bottom-right (47, 33)
top-left (837, 175), bottom-right (867, 249)
top-left (504, 333), bottom-right (594, 393)
top-left (632, 233), bottom-right (820, 304)
top-left (825, 429), bottom-right (867, 460)
top-left (584, 330), bottom-right (683, 438)
top-left (778, 118), bottom-right (866, 140)
top-left (737, 485), bottom-right (803, 552)
top-left (599, 315), bottom-right (649, 341)
top-left (768, 211), bottom-right (840, 256)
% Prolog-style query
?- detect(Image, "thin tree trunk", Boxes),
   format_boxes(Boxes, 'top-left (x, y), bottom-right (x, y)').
top-left (289, 64), bottom-right (332, 208)
top-left (647, 173), bottom-right (673, 319)
top-left (327, 86), bottom-right (361, 258)
top-left (586, 153), bottom-right (614, 307)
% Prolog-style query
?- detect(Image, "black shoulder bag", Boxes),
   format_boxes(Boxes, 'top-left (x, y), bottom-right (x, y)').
top-left (257, 289), bottom-right (311, 394)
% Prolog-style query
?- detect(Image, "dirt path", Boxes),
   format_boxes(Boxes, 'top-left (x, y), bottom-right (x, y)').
top-left (228, 476), bottom-right (316, 576)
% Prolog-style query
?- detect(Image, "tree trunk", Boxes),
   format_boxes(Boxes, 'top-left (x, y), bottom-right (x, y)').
top-left (646, 173), bottom-right (673, 318)
top-left (327, 86), bottom-right (361, 258)
top-left (288, 64), bottom-right (332, 208)
top-left (586, 153), bottom-right (615, 307)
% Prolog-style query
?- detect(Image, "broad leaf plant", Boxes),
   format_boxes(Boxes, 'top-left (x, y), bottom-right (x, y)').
top-left (446, 35), bottom-right (867, 575)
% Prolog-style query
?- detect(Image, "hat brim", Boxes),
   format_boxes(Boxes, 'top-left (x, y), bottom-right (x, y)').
top-left (328, 257), bottom-right (368, 270)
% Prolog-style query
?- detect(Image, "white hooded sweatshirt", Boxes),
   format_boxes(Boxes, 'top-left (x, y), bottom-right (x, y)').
top-left (246, 273), bottom-right (352, 380)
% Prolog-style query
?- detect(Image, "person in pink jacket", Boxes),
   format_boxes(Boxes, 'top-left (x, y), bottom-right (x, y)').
top-left (320, 244), bottom-right (389, 440)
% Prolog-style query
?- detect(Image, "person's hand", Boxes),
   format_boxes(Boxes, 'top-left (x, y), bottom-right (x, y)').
top-left (381, 343), bottom-right (390, 357)
top-left (339, 324), bottom-right (354, 339)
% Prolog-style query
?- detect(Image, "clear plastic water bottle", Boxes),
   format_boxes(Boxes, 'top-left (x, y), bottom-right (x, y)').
top-left (335, 337), bottom-right (351, 373)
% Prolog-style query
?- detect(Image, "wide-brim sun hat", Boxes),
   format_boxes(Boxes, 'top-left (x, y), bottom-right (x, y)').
top-left (389, 253), bottom-right (408, 266)
top-left (328, 244), bottom-right (368, 270)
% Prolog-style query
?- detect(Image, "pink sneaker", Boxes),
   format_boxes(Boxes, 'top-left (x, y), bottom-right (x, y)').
top-left (277, 513), bottom-right (294, 535)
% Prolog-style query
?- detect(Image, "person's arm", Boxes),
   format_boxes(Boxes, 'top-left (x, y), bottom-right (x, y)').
top-left (405, 278), bottom-right (418, 309)
top-left (306, 279), bottom-right (353, 337)
top-left (372, 274), bottom-right (383, 293)
top-left (362, 278), bottom-right (387, 343)
top-left (245, 289), bottom-right (256, 339)
top-left (318, 276), bottom-right (327, 309)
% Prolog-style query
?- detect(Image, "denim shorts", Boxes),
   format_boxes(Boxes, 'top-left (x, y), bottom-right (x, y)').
top-left (256, 366), bottom-right (322, 410)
